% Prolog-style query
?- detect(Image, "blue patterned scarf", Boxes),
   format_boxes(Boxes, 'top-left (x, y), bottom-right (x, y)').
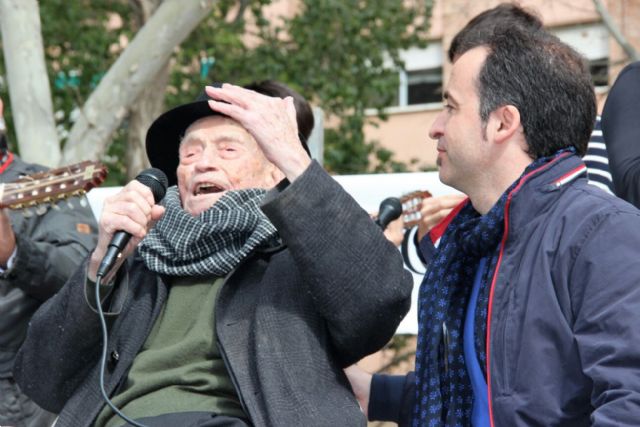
top-left (413, 150), bottom-right (571, 426)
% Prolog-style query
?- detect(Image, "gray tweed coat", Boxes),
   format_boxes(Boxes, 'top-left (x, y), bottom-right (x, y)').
top-left (14, 161), bottom-right (413, 426)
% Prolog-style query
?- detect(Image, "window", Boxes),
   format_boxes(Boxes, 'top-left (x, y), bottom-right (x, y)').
top-left (553, 23), bottom-right (609, 88)
top-left (406, 68), bottom-right (443, 105)
top-left (589, 57), bottom-right (609, 88)
top-left (393, 43), bottom-right (444, 109)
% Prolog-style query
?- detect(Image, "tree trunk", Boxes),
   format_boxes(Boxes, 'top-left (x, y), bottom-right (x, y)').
top-left (0, 0), bottom-right (60, 166)
top-left (125, 0), bottom-right (168, 181)
top-left (125, 63), bottom-right (171, 180)
top-left (61, 0), bottom-right (217, 165)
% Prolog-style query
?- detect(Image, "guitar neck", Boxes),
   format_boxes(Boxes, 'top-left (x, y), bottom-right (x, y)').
top-left (0, 160), bottom-right (107, 211)
top-left (400, 190), bottom-right (432, 229)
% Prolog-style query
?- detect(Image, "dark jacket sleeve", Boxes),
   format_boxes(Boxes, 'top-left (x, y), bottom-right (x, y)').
top-left (261, 161), bottom-right (413, 366)
top-left (369, 372), bottom-right (415, 426)
top-left (601, 61), bottom-right (640, 209)
top-left (2, 195), bottom-right (98, 301)
top-left (13, 258), bottom-right (130, 413)
top-left (570, 208), bottom-right (640, 425)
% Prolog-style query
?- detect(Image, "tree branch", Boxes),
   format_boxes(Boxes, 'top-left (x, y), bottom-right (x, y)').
top-left (592, 0), bottom-right (639, 62)
top-left (61, 0), bottom-right (218, 165)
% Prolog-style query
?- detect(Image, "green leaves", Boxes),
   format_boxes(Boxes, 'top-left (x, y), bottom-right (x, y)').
top-left (0, 0), bottom-right (433, 179)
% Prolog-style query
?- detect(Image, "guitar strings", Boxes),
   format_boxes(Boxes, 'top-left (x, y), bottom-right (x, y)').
top-left (1, 170), bottom-right (91, 196)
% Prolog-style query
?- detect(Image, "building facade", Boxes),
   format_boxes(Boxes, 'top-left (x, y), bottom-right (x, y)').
top-left (363, 0), bottom-right (640, 171)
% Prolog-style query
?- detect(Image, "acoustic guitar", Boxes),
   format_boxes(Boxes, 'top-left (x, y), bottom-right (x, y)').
top-left (0, 160), bottom-right (108, 215)
top-left (400, 190), bottom-right (432, 229)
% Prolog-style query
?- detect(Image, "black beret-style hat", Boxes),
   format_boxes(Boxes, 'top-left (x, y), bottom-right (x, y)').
top-left (145, 83), bottom-right (311, 187)
top-left (145, 86), bottom-right (224, 187)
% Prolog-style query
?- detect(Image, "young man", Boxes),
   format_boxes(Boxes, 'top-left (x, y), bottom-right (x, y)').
top-left (348, 23), bottom-right (640, 427)
top-left (14, 81), bottom-right (413, 426)
top-left (399, 3), bottom-right (614, 275)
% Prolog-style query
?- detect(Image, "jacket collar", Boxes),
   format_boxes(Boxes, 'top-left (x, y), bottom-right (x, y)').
top-left (505, 153), bottom-right (588, 233)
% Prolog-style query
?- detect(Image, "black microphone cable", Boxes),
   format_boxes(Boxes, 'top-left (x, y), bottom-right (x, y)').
top-left (95, 274), bottom-right (148, 427)
top-left (94, 168), bottom-right (167, 427)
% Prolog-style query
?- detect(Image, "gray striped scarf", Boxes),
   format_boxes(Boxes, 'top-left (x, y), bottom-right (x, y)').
top-left (138, 186), bottom-right (278, 277)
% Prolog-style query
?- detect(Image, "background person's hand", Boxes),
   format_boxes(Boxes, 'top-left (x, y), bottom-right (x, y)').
top-left (417, 194), bottom-right (466, 241)
top-left (0, 209), bottom-right (16, 268)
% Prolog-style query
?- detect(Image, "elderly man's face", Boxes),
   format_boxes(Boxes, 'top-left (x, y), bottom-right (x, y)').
top-left (177, 116), bottom-right (282, 216)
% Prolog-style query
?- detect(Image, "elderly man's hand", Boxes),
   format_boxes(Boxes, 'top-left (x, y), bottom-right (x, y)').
top-left (205, 83), bottom-right (311, 182)
top-left (88, 180), bottom-right (165, 282)
top-left (383, 215), bottom-right (404, 247)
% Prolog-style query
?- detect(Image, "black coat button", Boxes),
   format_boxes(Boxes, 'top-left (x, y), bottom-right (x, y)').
top-left (110, 350), bottom-right (120, 363)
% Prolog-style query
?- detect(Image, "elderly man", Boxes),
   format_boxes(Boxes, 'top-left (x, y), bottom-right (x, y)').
top-left (347, 22), bottom-right (640, 427)
top-left (14, 81), bottom-right (412, 427)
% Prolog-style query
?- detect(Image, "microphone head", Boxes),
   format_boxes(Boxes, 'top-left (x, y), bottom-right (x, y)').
top-left (135, 168), bottom-right (169, 203)
top-left (376, 197), bottom-right (403, 230)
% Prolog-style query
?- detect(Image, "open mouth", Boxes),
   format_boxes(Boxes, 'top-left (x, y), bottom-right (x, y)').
top-left (194, 183), bottom-right (225, 196)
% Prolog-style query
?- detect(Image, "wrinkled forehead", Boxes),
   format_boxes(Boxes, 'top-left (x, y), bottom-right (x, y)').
top-left (180, 115), bottom-right (255, 148)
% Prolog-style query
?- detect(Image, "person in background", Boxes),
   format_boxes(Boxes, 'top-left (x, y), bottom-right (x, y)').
top-left (601, 61), bottom-right (640, 209)
top-left (14, 81), bottom-right (412, 427)
top-left (347, 12), bottom-right (640, 427)
top-left (585, 115), bottom-right (615, 194)
top-left (0, 97), bottom-right (98, 427)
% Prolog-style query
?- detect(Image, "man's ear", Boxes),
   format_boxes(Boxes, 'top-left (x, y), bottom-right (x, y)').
top-left (489, 105), bottom-right (521, 144)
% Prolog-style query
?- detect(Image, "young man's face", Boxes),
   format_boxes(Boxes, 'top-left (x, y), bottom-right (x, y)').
top-left (429, 47), bottom-right (492, 194)
top-left (177, 115), bottom-right (282, 216)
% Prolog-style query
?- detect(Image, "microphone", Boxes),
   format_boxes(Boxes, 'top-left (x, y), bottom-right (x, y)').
top-left (96, 168), bottom-right (168, 278)
top-left (375, 197), bottom-right (403, 230)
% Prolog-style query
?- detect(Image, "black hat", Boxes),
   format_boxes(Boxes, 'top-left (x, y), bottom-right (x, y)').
top-left (146, 83), bottom-right (311, 187)
top-left (146, 88), bottom-right (224, 187)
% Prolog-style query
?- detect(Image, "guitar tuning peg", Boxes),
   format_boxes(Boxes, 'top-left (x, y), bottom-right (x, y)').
top-left (22, 208), bottom-right (34, 218)
top-left (79, 197), bottom-right (88, 208)
top-left (50, 202), bottom-right (61, 211)
top-left (65, 199), bottom-right (75, 210)
top-left (35, 205), bottom-right (48, 216)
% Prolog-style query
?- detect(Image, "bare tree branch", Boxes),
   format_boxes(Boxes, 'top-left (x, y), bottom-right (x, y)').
top-left (126, 0), bottom-right (167, 180)
top-left (592, 0), bottom-right (639, 62)
top-left (0, 0), bottom-right (60, 166)
top-left (232, 0), bottom-right (251, 25)
top-left (61, 0), bottom-right (218, 165)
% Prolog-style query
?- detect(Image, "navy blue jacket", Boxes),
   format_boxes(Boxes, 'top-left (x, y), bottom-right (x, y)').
top-left (371, 153), bottom-right (640, 426)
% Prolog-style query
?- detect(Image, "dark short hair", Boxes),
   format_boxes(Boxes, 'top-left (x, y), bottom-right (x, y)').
top-left (244, 80), bottom-right (315, 142)
top-left (476, 27), bottom-right (595, 158)
top-left (448, 3), bottom-right (543, 62)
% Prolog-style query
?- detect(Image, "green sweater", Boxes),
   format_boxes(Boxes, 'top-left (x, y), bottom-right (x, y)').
top-left (95, 276), bottom-right (246, 427)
